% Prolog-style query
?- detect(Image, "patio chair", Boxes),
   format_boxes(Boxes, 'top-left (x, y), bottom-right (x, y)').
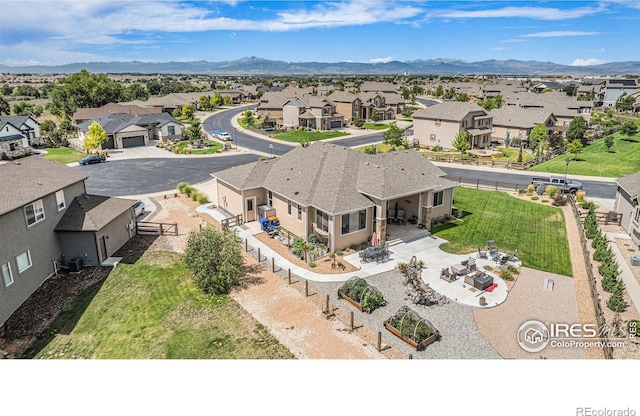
top-left (509, 249), bottom-right (518, 261)
top-left (467, 257), bottom-right (477, 273)
top-left (487, 240), bottom-right (498, 255)
top-left (477, 245), bottom-right (487, 259)
top-left (440, 268), bottom-right (456, 283)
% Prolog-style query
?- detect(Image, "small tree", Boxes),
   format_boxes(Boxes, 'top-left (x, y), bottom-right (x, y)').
top-left (183, 227), bottom-right (244, 295)
top-left (604, 136), bottom-right (614, 152)
top-left (620, 120), bottom-right (638, 141)
top-left (382, 122), bottom-right (404, 147)
top-left (607, 281), bottom-right (627, 313)
top-left (370, 109), bottom-right (381, 122)
top-left (517, 146), bottom-right (523, 163)
top-left (566, 116), bottom-right (588, 146)
top-left (242, 110), bottom-right (255, 128)
top-left (452, 131), bottom-right (469, 155)
top-left (568, 139), bottom-right (583, 160)
top-left (83, 121), bottom-right (108, 152)
top-left (187, 119), bottom-right (203, 143)
top-left (182, 103), bottom-right (195, 120)
top-left (529, 123), bottom-right (548, 152)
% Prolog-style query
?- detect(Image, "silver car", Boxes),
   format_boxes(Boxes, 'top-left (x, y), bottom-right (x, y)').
top-left (133, 200), bottom-right (145, 217)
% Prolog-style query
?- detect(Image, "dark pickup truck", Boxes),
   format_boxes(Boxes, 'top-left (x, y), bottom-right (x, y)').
top-left (531, 176), bottom-right (583, 194)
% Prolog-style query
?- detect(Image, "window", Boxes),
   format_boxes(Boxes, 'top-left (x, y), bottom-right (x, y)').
top-left (297, 205), bottom-right (302, 221)
top-left (341, 210), bottom-right (366, 235)
top-left (9, 143), bottom-right (16, 151)
top-left (634, 207), bottom-right (640, 225)
top-left (247, 199), bottom-right (253, 211)
top-left (167, 125), bottom-right (175, 135)
top-left (55, 190), bottom-right (66, 211)
top-left (1, 262), bottom-right (13, 288)
top-left (24, 199), bottom-right (45, 227)
top-left (433, 191), bottom-right (444, 207)
top-left (267, 191), bottom-right (273, 206)
top-left (435, 119), bottom-right (441, 127)
top-left (316, 210), bottom-right (329, 232)
top-left (287, 200), bottom-right (292, 216)
top-left (16, 250), bottom-right (32, 273)
top-left (430, 134), bottom-right (436, 142)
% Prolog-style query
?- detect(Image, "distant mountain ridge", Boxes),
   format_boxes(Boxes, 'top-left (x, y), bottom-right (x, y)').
top-left (1, 56), bottom-right (639, 75)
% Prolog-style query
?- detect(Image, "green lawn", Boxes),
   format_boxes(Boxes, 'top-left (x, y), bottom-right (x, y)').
top-left (433, 187), bottom-right (572, 276)
top-left (528, 132), bottom-right (640, 177)
top-left (494, 147), bottom-right (535, 163)
top-left (28, 251), bottom-right (294, 359)
top-left (171, 140), bottom-right (223, 154)
top-left (361, 123), bottom-right (389, 130)
top-left (41, 147), bottom-right (86, 164)
top-left (273, 130), bottom-right (349, 143)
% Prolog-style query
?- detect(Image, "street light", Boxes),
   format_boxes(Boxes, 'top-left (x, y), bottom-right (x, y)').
top-left (234, 127), bottom-right (238, 151)
top-left (269, 143), bottom-right (274, 159)
top-left (564, 158), bottom-right (570, 194)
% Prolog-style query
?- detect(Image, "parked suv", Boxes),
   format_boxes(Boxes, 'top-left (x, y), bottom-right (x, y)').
top-left (133, 200), bottom-right (145, 217)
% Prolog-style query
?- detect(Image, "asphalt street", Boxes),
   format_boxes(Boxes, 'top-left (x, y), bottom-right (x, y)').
top-left (78, 154), bottom-right (260, 197)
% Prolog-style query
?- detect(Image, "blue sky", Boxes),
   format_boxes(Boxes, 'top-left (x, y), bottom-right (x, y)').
top-left (1, 0), bottom-right (639, 67)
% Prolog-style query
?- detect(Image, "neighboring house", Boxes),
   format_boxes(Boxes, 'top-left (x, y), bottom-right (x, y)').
top-left (0, 115), bottom-right (42, 146)
top-left (504, 92), bottom-right (592, 125)
top-left (628, 91), bottom-right (640, 112)
top-left (530, 81), bottom-right (566, 93)
top-left (602, 79), bottom-right (639, 108)
top-left (72, 103), bottom-right (162, 125)
top-left (255, 92), bottom-right (290, 121)
top-left (489, 107), bottom-right (557, 148)
top-left (282, 96), bottom-right (344, 130)
top-left (0, 156), bottom-right (137, 328)
top-left (327, 91), bottom-right (362, 122)
top-left (212, 142), bottom-right (456, 251)
top-left (76, 113), bottom-right (183, 149)
top-left (412, 102), bottom-right (493, 150)
top-left (0, 120), bottom-right (31, 159)
top-left (359, 81), bottom-right (398, 93)
top-left (614, 172), bottom-right (640, 247)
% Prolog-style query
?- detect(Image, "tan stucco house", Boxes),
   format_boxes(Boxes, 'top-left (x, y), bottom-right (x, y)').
top-left (212, 142), bottom-right (456, 251)
top-left (489, 107), bottom-right (558, 148)
top-left (412, 102), bottom-right (493, 150)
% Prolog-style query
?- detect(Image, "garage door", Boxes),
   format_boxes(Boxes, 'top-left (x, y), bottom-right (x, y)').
top-left (330, 120), bottom-right (342, 129)
top-left (122, 136), bottom-right (145, 148)
top-left (102, 137), bottom-right (115, 149)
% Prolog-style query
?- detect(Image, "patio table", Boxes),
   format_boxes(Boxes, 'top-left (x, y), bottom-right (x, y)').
top-left (451, 263), bottom-right (467, 275)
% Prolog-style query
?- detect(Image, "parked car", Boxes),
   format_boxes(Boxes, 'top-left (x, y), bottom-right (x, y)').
top-left (218, 132), bottom-right (232, 141)
top-left (133, 200), bottom-right (145, 217)
top-left (79, 154), bottom-right (106, 165)
top-left (531, 176), bottom-right (583, 194)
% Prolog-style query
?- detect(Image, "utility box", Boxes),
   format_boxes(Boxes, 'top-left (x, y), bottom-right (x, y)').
top-left (631, 256), bottom-right (640, 267)
top-left (69, 258), bottom-right (83, 272)
top-left (258, 205), bottom-right (276, 220)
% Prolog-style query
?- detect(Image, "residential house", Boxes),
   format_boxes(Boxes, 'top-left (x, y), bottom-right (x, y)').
top-left (505, 92), bottom-right (592, 125)
top-left (530, 81), bottom-right (566, 93)
top-left (212, 142), bottom-right (456, 251)
top-left (0, 116), bottom-right (42, 146)
top-left (76, 113), bottom-right (183, 149)
top-left (0, 156), bottom-right (137, 328)
top-left (602, 79), bottom-right (639, 108)
top-left (614, 172), bottom-right (640, 248)
top-left (359, 81), bottom-right (398, 93)
top-left (0, 120), bottom-right (31, 159)
top-left (72, 103), bottom-right (162, 125)
top-left (412, 102), bottom-right (493, 150)
top-left (282, 96), bottom-right (344, 130)
top-left (489, 107), bottom-right (558, 148)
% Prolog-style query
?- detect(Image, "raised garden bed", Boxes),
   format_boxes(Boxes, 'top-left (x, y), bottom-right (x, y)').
top-left (384, 306), bottom-right (439, 350)
top-left (337, 277), bottom-right (385, 313)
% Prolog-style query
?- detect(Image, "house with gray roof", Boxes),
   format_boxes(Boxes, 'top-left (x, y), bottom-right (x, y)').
top-left (0, 115), bottom-right (41, 147)
top-left (282, 96), bottom-right (344, 130)
top-left (76, 112), bottom-right (183, 149)
top-left (412, 102), bottom-right (493, 150)
top-left (489, 107), bottom-right (558, 148)
top-left (0, 119), bottom-right (32, 159)
top-left (72, 102), bottom-right (163, 125)
top-left (614, 172), bottom-right (640, 247)
top-left (212, 142), bottom-right (456, 251)
top-left (0, 156), bottom-right (137, 329)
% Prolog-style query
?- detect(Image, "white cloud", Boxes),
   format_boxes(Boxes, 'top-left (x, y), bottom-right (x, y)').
top-left (370, 56), bottom-right (393, 64)
top-left (521, 31), bottom-right (600, 38)
top-left (571, 58), bottom-right (606, 66)
top-left (429, 5), bottom-right (606, 21)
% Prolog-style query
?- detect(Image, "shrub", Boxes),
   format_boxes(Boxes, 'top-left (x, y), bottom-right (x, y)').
top-left (309, 262), bottom-right (317, 268)
top-left (352, 118), bottom-right (365, 127)
top-left (191, 191), bottom-right (200, 201)
top-left (291, 237), bottom-right (306, 257)
top-left (581, 200), bottom-right (598, 210)
top-left (517, 188), bottom-right (526, 195)
top-left (552, 194), bottom-right (568, 206)
top-left (527, 184), bottom-right (536, 195)
top-left (432, 145), bottom-right (443, 152)
top-left (506, 265), bottom-right (519, 274)
top-left (607, 281), bottom-right (627, 312)
top-left (177, 182), bottom-right (189, 193)
top-left (184, 227), bottom-right (244, 295)
top-left (307, 234), bottom-right (318, 244)
top-left (530, 196), bottom-right (539, 201)
top-left (541, 199), bottom-right (549, 203)
top-left (499, 269), bottom-right (514, 281)
top-left (182, 185), bottom-right (194, 196)
top-left (576, 190), bottom-right (586, 202)
top-left (483, 265), bottom-right (493, 271)
top-left (197, 193), bottom-right (209, 204)
top-left (336, 250), bottom-right (343, 256)
top-left (362, 291), bottom-right (386, 313)
top-left (545, 185), bottom-right (558, 198)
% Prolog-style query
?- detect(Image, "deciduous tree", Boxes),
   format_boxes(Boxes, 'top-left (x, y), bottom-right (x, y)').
top-left (568, 139), bottom-right (583, 160)
top-left (620, 120), bottom-right (638, 141)
top-left (382, 122), bottom-right (405, 147)
top-left (566, 116), bottom-right (588, 146)
top-left (83, 121), bottom-right (109, 151)
top-left (452, 131), bottom-right (469, 155)
top-left (529, 123), bottom-right (549, 151)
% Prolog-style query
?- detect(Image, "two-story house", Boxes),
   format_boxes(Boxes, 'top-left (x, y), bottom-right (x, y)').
top-left (489, 107), bottom-right (557, 148)
top-left (0, 156), bottom-right (138, 329)
top-left (281, 96), bottom-right (344, 130)
top-left (615, 172), bottom-right (640, 248)
top-left (412, 102), bottom-right (493, 150)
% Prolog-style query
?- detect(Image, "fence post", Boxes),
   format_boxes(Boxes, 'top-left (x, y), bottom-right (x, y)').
top-left (245, 238), bottom-right (248, 252)
top-left (288, 268), bottom-right (292, 284)
top-left (409, 354), bottom-right (413, 359)
top-left (495, 182), bottom-right (498, 192)
top-left (305, 280), bottom-right (309, 297)
top-left (325, 294), bottom-right (330, 313)
top-left (377, 332), bottom-right (382, 352)
top-left (272, 257), bottom-right (275, 273)
top-left (257, 247), bottom-right (261, 262)
top-left (476, 179), bottom-right (479, 190)
top-left (160, 225), bottom-right (164, 236)
top-left (350, 311), bottom-right (354, 331)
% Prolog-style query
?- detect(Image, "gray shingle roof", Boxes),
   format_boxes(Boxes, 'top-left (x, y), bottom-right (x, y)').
top-left (413, 102), bottom-right (487, 121)
top-left (0, 134), bottom-right (25, 142)
top-left (0, 116), bottom-right (30, 129)
top-left (54, 194), bottom-right (135, 232)
top-left (616, 172), bottom-right (640, 201)
top-left (212, 142), bottom-right (456, 215)
top-left (76, 113), bottom-right (181, 133)
top-left (0, 155), bottom-right (88, 216)
top-left (489, 107), bottom-right (554, 129)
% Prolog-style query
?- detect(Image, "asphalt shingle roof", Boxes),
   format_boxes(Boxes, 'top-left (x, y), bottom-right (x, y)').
top-left (489, 107), bottom-right (554, 129)
top-left (0, 155), bottom-right (88, 216)
top-left (54, 194), bottom-right (135, 232)
top-left (616, 172), bottom-right (640, 201)
top-left (76, 113), bottom-right (181, 133)
top-left (413, 102), bottom-right (487, 121)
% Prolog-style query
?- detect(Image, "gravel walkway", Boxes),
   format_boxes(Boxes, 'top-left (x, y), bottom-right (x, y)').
top-left (310, 270), bottom-right (501, 359)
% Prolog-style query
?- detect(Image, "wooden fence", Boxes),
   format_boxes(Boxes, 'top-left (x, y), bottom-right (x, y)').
top-left (569, 196), bottom-right (614, 359)
top-left (221, 214), bottom-right (243, 231)
top-left (578, 210), bottom-right (623, 226)
top-left (136, 221), bottom-right (178, 236)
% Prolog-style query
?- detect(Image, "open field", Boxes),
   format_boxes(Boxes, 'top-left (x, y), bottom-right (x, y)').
top-left (433, 187), bottom-right (572, 276)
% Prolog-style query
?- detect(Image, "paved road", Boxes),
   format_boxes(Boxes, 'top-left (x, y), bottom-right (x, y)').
top-left (439, 166), bottom-right (617, 199)
top-left (77, 154), bottom-right (260, 197)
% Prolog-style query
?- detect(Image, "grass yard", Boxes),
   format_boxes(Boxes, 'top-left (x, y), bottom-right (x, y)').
top-left (528, 132), bottom-right (640, 177)
top-left (433, 187), bottom-right (572, 276)
top-left (171, 140), bottom-right (223, 154)
top-left (273, 130), bottom-right (349, 143)
top-left (494, 147), bottom-right (535, 163)
top-left (27, 251), bottom-right (294, 359)
top-left (361, 123), bottom-right (389, 130)
top-left (41, 147), bottom-right (86, 164)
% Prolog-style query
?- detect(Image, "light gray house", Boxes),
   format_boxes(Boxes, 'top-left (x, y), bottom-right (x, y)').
top-left (614, 172), bottom-right (640, 247)
top-left (0, 116), bottom-right (42, 147)
top-left (0, 156), bottom-right (137, 328)
top-left (0, 119), bottom-right (32, 159)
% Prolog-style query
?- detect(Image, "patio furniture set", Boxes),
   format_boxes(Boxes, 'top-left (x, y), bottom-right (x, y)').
top-left (441, 256), bottom-right (495, 290)
top-left (359, 243), bottom-right (391, 264)
top-left (478, 241), bottom-right (519, 269)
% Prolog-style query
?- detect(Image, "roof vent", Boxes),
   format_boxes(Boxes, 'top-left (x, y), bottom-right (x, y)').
top-left (294, 191), bottom-right (299, 195)
top-left (365, 162), bottom-right (369, 166)
top-left (375, 165), bottom-right (380, 169)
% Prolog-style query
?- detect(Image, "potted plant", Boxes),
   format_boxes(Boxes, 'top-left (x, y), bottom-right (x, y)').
top-left (479, 296), bottom-right (487, 306)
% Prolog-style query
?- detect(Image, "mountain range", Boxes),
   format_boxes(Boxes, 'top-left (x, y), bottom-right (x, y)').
top-left (1, 57), bottom-right (639, 76)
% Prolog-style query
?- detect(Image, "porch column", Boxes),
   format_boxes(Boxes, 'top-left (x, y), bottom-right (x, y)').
top-left (375, 203), bottom-right (387, 245)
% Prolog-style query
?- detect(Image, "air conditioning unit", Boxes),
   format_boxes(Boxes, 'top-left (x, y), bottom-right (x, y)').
top-left (631, 256), bottom-right (640, 267)
top-left (69, 258), bottom-right (82, 272)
